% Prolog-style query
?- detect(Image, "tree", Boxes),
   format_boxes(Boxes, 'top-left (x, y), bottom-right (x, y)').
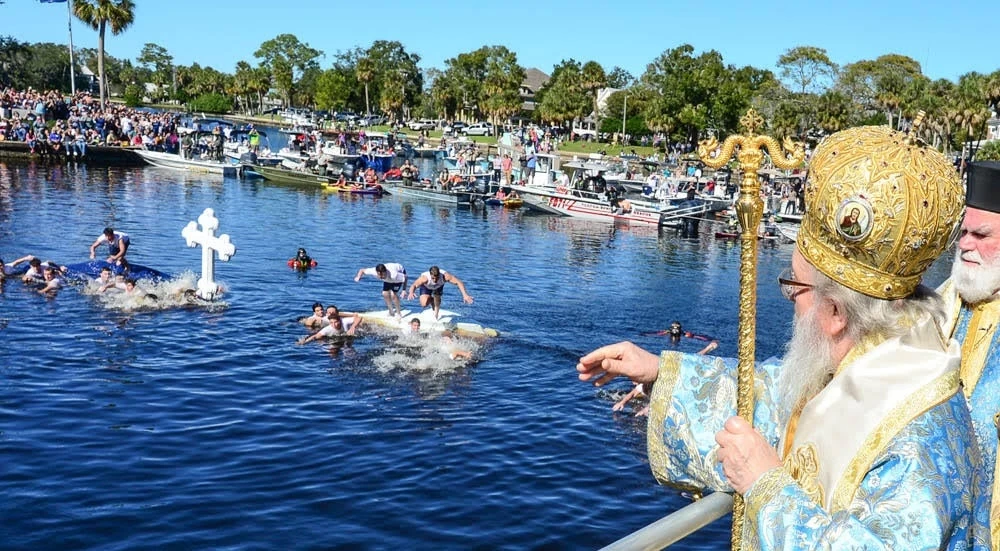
top-left (361, 40), bottom-right (422, 119)
top-left (815, 90), bottom-right (855, 134)
top-left (356, 55), bottom-right (375, 116)
top-left (777, 46), bottom-right (837, 94)
top-left (314, 67), bottom-right (353, 111)
top-left (536, 60), bottom-right (588, 126)
top-left (479, 45), bottom-right (525, 127)
top-left (440, 48), bottom-right (490, 121)
top-left (22, 42), bottom-right (72, 91)
top-left (606, 66), bottom-right (634, 89)
top-left (838, 54), bottom-right (923, 129)
top-left (429, 67), bottom-right (459, 120)
top-left (580, 60), bottom-right (608, 120)
top-left (977, 140), bottom-right (1000, 161)
top-left (638, 45), bottom-right (775, 145)
top-left (0, 36), bottom-right (33, 89)
top-left (73, 0), bottom-right (135, 105)
top-left (137, 42), bottom-right (172, 98)
top-left (254, 34), bottom-right (322, 107)
top-left (985, 70), bottom-right (1000, 121)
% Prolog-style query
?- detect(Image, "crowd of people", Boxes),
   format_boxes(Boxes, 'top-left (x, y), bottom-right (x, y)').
top-left (0, 87), bottom-right (182, 157)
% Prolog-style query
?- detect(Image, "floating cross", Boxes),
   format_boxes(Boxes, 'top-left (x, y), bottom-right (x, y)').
top-left (181, 208), bottom-right (236, 300)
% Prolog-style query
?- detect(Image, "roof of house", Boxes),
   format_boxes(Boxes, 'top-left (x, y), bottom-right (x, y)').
top-left (521, 68), bottom-right (550, 94)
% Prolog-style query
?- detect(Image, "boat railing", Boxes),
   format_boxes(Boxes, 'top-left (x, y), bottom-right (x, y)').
top-left (659, 201), bottom-right (712, 223)
top-left (600, 492), bottom-right (733, 550)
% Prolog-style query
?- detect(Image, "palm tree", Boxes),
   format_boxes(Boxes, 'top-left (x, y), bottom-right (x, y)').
top-left (580, 61), bottom-right (607, 124)
top-left (356, 56), bottom-right (375, 117)
top-left (985, 70), bottom-right (1000, 119)
top-left (74, 0), bottom-right (135, 106)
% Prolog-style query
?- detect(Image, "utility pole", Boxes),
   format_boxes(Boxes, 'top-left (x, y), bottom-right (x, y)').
top-left (621, 94), bottom-right (627, 144)
top-left (67, 0), bottom-right (76, 95)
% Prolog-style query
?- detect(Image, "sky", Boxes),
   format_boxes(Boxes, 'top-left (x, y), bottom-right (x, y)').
top-left (2, 0), bottom-right (996, 84)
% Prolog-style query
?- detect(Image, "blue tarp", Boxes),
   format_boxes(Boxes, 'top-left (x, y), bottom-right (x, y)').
top-left (63, 260), bottom-right (171, 282)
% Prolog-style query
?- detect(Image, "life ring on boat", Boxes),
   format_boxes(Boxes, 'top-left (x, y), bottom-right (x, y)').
top-left (555, 185), bottom-right (568, 194)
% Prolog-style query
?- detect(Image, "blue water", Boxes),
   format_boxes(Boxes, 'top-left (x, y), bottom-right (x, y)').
top-left (0, 161), bottom-right (954, 550)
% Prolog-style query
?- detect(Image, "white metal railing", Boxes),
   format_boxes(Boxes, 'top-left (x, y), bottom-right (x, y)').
top-left (659, 202), bottom-right (712, 224)
top-left (600, 492), bottom-right (733, 550)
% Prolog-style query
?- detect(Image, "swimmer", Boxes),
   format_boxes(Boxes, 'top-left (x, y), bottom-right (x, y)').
top-left (403, 317), bottom-right (421, 334)
top-left (99, 273), bottom-right (127, 293)
top-left (89, 226), bottom-right (130, 265)
top-left (440, 331), bottom-right (473, 360)
top-left (301, 302), bottom-right (326, 327)
top-left (297, 313), bottom-right (362, 345)
top-left (95, 266), bottom-right (113, 286)
top-left (37, 266), bottom-right (67, 295)
top-left (123, 278), bottom-right (157, 300)
top-left (2, 254), bottom-right (36, 281)
top-left (614, 325), bottom-right (717, 416)
top-left (291, 248), bottom-right (314, 270)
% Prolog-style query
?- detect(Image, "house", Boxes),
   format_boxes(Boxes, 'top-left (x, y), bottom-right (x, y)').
top-left (78, 65), bottom-right (98, 94)
top-left (987, 113), bottom-right (999, 142)
top-left (520, 68), bottom-right (549, 112)
top-left (571, 87), bottom-right (622, 139)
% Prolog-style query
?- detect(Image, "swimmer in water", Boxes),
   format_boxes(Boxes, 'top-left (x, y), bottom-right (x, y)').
top-left (301, 302), bottom-right (326, 327)
top-left (298, 313), bottom-right (362, 345)
top-left (292, 248), bottom-right (313, 270)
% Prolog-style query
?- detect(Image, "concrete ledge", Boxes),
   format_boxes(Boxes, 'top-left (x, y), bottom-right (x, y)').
top-left (0, 141), bottom-right (147, 167)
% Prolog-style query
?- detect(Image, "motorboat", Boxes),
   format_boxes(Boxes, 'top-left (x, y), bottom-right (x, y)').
top-left (383, 180), bottom-right (473, 206)
top-left (135, 148), bottom-right (237, 176)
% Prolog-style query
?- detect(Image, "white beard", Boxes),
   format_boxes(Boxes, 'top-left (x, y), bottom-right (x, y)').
top-left (778, 305), bottom-right (837, 418)
top-left (952, 249), bottom-right (1000, 304)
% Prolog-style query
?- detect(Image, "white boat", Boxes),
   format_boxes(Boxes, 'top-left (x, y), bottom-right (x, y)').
top-left (776, 223), bottom-right (799, 242)
top-left (135, 149), bottom-right (237, 176)
top-left (513, 184), bottom-right (674, 226)
top-left (359, 308), bottom-right (499, 338)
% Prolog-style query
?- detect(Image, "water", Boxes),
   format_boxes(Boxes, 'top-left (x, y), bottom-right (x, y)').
top-left (0, 161), bottom-right (954, 550)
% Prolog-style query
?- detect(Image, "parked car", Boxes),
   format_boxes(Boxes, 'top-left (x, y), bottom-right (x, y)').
top-left (334, 112), bottom-right (357, 122)
top-left (358, 114), bottom-right (386, 127)
top-left (463, 122), bottom-right (494, 137)
top-left (407, 119), bottom-right (437, 131)
top-left (443, 121), bottom-right (467, 135)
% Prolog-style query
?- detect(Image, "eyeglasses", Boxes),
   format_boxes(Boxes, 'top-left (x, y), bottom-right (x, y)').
top-left (778, 268), bottom-right (814, 302)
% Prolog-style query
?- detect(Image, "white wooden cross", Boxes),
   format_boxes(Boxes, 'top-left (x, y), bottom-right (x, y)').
top-left (181, 208), bottom-right (236, 300)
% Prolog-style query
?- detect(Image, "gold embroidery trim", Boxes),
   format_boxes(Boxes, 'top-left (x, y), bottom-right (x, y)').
top-left (783, 443), bottom-right (824, 506)
top-left (830, 370), bottom-right (959, 511)
top-left (647, 351), bottom-right (684, 485)
top-left (940, 280), bottom-right (963, 339)
top-left (993, 411), bottom-right (1000, 551)
top-left (744, 467), bottom-right (793, 526)
top-left (958, 301), bottom-right (1000, 398)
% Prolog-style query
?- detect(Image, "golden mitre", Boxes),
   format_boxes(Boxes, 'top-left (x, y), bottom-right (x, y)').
top-left (797, 122), bottom-right (963, 299)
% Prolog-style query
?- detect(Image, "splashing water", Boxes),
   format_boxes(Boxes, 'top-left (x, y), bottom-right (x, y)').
top-left (80, 270), bottom-right (229, 312)
top-left (369, 329), bottom-right (484, 374)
